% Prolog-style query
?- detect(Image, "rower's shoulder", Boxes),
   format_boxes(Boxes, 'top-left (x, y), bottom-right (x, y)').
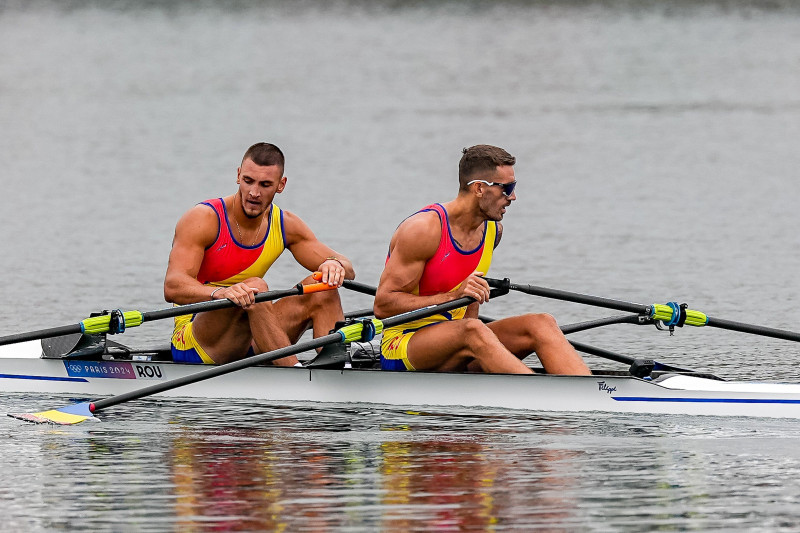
top-left (389, 210), bottom-right (442, 258)
top-left (278, 208), bottom-right (309, 235)
top-left (174, 201), bottom-right (223, 242)
top-left (180, 197), bottom-right (229, 217)
top-left (395, 209), bottom-right (441, 239)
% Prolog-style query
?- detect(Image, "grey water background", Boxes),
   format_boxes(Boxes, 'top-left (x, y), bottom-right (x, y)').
top-left (1, 0), bottom-right (799, 530)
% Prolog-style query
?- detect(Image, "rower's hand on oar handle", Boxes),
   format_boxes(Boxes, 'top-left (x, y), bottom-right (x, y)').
top-left (455, 272), bottom-right (491, 304)
top-left (315, 257), bottom-right (347, 286)
top-left (212, 282), bottom-right (260, 309)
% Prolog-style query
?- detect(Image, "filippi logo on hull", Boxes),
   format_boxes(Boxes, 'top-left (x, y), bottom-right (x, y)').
top-left (64, 361), bottom-right (164, 380)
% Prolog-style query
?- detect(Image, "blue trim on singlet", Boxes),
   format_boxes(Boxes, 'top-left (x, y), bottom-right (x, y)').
top-left (280, 208), bottom-right (287, 249)
top-left (200, 201), bottom-right (222, 251)
top-left (436, 203), bottom-right (487, 254)
top-left (220, 200), bottom-right (271, 250)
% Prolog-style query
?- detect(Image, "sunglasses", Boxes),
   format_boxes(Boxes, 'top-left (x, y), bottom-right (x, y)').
top-left (466, 179), bottom-right (517, 197)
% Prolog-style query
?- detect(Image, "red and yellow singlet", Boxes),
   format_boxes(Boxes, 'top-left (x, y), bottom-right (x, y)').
top-left (171, 198), bottom-right (287, 364)
top-left (380, 203), bottom-right (496, 371)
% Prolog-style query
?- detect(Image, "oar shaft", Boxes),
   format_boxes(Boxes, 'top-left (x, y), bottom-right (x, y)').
top-left (142, 285), bottom-right (311, 322)
top-left (0, 282), bottom-right (331, 347)
top-left (570, 340), bottom-right (634, 366)
top-left (706, 317), bottom-right (800, 342)
top-left (490, 278), bottom-right (800, 343)
top-left (569, 340), bottom-right (691, 373)
top-left (560, 314), bottom-right (642, 335)
top-left (379, 297), bottom-right (474, 329)
top-left (342, 280), bottom-right (377, 296)
top-left (506, 282), bottom-right (651, 315)
top-left (0, 324), bottom-right (83, 346)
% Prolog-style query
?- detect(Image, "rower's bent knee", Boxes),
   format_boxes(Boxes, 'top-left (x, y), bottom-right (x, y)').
top-left (461, 318), bottom-right (497, 346)
top-left (526, 313), bottom-right (558, 329)
top-left (307, 285), bottom-right (342, 309)
top-left (522, 313), bottom-right (562, 342)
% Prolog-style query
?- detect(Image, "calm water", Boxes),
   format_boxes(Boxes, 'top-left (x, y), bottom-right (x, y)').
top-left (1, 0), bottom-right (799, 530)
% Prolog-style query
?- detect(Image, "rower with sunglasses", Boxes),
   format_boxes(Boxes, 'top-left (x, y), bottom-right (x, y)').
top-left (373, 144), bottom-right (591, 375)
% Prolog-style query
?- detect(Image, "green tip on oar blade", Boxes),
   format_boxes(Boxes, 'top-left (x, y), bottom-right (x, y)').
top-left (8, 401), bottom-right (98, 425)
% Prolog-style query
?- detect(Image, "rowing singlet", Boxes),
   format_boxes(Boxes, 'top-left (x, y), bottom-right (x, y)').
top-left (195, 198), bottom-right (287, 286)
top-left (171, 198), bottom-right (287, 364)
top-left (380, 203), bottom-right (496, 369)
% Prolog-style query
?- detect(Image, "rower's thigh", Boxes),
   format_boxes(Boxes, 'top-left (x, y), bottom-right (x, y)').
top-left (405, 319), bottom-right (486, 371)
top-left (191, 307), bottom-right (252, 356)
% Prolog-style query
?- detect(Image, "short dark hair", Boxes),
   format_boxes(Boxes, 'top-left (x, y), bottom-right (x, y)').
top-left (242, 142), bottom-right (285, 171)
top-left (458, 145), bottom-right (515, 190)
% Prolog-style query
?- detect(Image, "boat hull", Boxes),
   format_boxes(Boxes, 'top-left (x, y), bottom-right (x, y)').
top-left (3, 357), bottom-right (800, 419)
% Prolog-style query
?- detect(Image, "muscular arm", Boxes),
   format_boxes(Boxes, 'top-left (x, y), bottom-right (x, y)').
top-left (164, 205), bottom-right (220, 305)
top-left (373, 212), bottom-right (490, 319)
top-left (283, 210), bottom-right (355, 285)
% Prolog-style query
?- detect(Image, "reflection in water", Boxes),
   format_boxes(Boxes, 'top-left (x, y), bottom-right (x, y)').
top-left (165, 410), bottom-right (585, 531)
top-left (171, 430), bottom-right (291, 531)
top-left (2, 0), bottom-right (800, 528)
top-left (4, 399), bottom-right (800, 530)
top-left (380, 439), bottom-right (502, 530)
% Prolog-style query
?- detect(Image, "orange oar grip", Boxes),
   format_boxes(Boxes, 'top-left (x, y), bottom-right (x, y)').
top-left (312, 271), bottom-right (323, 281)
top-left (301, 282), bottom-right (337, 294)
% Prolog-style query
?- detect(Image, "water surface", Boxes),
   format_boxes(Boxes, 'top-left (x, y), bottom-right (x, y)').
top-left (1, 1), bottom-right (799, 530)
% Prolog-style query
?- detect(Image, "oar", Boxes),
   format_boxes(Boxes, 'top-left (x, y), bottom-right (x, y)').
top-left (342, 280), bottom-right (496, 323)
top-left (9, 294), bottom-right (484, 425)
top-left (0, 280), bottom-right (334, 347)
top-left (342, 279), bottom-right (377, 296)
top-left (340, 280), bottom-right (681, 375)
top-left (485, 278), bottom-right (800, 343)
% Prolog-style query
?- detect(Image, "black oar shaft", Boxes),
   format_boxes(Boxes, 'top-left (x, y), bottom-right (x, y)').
top-left (0, 285), bottom-right (311, 347)
top-left (706, 317), bottom-right (800, 343)
top-left (0, 325), bottom-right (83, 346)
top-left (569, 340), bottom-right (691, 373)
top-left (342, 280), bottom-right (377, 296)
top-left (560, 314), bottom-right (642, 335)
top-left (507, 282), bottom-right (650, 315)
top-left (379, 297), bottom-right (474, 329)
top-left (491, 279), bottom-right (800, 344)
top-left (141, 286), bottom-right (304, 322)
top-left (569, 340), bottom-right (634, 366)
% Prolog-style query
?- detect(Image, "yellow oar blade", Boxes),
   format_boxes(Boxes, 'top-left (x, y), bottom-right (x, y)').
top-left (8, 402), bottom-right (98, 425)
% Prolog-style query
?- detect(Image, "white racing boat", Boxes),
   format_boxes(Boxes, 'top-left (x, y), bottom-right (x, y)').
top-left (2, 278), bottom-right (799, 424)
top-left (2, 336), bottom-right (800, 420)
